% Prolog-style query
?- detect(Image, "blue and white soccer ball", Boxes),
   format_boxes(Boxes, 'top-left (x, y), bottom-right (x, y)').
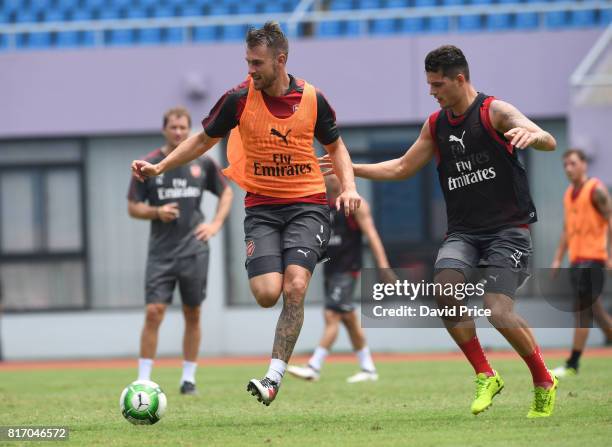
top-left (119, 380), bottom-right (167, 425)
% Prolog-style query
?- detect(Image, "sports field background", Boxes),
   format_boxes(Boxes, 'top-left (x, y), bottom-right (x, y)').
top-left (1, 350), bottom-right (610, 446)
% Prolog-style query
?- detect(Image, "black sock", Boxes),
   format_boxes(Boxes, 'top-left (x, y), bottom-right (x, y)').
top-left (566, 350), bottom-right (582, 369)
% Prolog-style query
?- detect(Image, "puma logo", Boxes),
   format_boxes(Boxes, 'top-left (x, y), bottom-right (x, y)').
top-left (136, 393), bottom-right (147, 410)
top-left (489, 274), bottom-right (499, 283)
top-left (449, 130), bottom-right (466, 150)
top-left (270, 128), bottom-right (291, 145)
top-left (297, 249), bottom-right (311, 258)
top-left (316, 234), bottom-right (325, 247)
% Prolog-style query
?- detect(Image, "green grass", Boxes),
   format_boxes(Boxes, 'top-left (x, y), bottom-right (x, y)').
top-left (1, 356), bottom-right (611, 446)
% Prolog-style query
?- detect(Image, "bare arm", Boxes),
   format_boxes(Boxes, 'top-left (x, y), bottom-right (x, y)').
top-left (353, 120), bottom-right (435, 180)
top-left (354, 200), bottom-right (390, 269)
top-left (132, 131), bottom-right (221, 181)
top-left (592, 184), bottom-right (612, 264)
top-left (323, 136), bottom-right (362, 215)
top-left (127, 200), bottom-right (179, 223)
top-left (194, 185), bottom-right (234, 241)
top-left (489, 100), bottom-right (556, 151)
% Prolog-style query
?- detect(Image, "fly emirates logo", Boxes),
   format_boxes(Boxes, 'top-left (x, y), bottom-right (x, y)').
top-left (446, 132), bottom-right (496, 191)
top-left (157, 178), bottom-right (201, 200)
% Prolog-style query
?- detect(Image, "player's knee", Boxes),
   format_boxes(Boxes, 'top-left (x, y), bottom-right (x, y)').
top-left (484, 301), bottom-right (509, 326)
top-left (145, 304), bottom-right (166, 326)
top-left (254, 292), bottom-right (280, 308)
top-left (283, 276), bottom-right (308, 304)
top-left (183, 306), bottom-right (201, 325)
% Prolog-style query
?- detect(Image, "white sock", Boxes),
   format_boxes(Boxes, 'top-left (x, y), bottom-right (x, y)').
top-left (308, 346), bottom-right (329, 371)
top-left (181, 361), bottom-right (198, 384)
top-left (138, 358), bottom-right (154, 381)
top-left (265, 358), bottom-right (287, 383)
top-left (356, 347), bottom-right (376, 372)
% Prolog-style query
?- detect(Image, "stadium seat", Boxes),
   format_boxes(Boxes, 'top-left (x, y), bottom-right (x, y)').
top-left (43, 10), bottom-right (65, 22)
top-left (414, 0), bottom-right (436, 7)
top-left (441, 0), bottom-right (463, 6)
top-left (400, 17), bottom-right (426, 34)
top-left (193, 26), bottom-right (219, 42)
top-left (70, 9), bottom-right (93, 22)
top-left (208, 5), bottom-right (231, 16)
top-left (260, 2), bottom-right (285, 14)
top-left (428, 16), bottom-right (450, 33)
top-left (56, 0), bottom-right (79, 10)
top-left (329, 0), bottom-right (355, 11)
top-left (164, 28), bottom-right (185, 44)
top-left (80, 31), bottom-right (96, 46)
top-left (345, 20), bottom-right (362, 36)
top-left (317, 21), bottom-right (343, 37)
top-left (515, 12), bottom-right (538, 30)
top-left (223, 25), bottom-right (248, 41)
top-left (153, 6), bottom-right (175, 19)
top-left (357, 0), bottom-right (382, 9)
top-left (0, 10), bottom-right (7, 24)
top-left (601, 9), bottom-right (612, 26)
top-left (99, 8), bottom-right (121, 21)
top-left (14, 10), bottom-right (37, 23)
top-left (0, 33), bottom-right (6, 51)
top-left (236, 4), bottom-right (257, 14)
top-left (105, 29), bottom-right (134, 46)
top-left (571, 10), bottom-right (596, 28)
top-left (544, 11), bottom-right (568, 29)
top-left (138, 28), bottom-right (162, 45)
top-left (179, 5), bottom-right (203, 18)
top-left (126, 8), bottom-right (147, 20)
top-left (458, 15), bottom-right (482, 32)
top-left (370, 18), bottom-right (397, 35)
top-left (55, 31), bottom-right (79, 48)
top-left (487, 13), bottom-right (512, 31)
top-left (24, 32), bottom-right (52, 49)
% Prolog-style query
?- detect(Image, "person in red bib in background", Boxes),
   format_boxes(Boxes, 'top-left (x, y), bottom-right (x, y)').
top-left (131, 22), bottom-right (361, 406)
top-left (551, 148), bottom-right (612, 378)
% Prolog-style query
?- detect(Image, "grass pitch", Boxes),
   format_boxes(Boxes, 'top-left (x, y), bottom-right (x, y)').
top-left (1, 355), bottom-right (611, 446)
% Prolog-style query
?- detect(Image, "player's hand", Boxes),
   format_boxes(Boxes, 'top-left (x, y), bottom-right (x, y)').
top-left (504, 128), bottom-right (542, 150)
top-left (317, 154), bottom-right (335, 176)
top-left (606, 258), bottom-right (612, 270)
top-left (550, 259), bottom-right (561, 278)
top-left (336, 188), bottom-right (361, 216)
top-left (379, 269), bottom-right (399, 285)
top-left (131, 160), bottom-right (161, 182)
top-left (194, 222), bottom-right (220, 241)
top-left (157, 202), bottom-right (179, 222)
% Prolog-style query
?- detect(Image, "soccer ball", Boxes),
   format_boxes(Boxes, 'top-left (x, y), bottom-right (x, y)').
top-left (119, 380), bottom-right (167, 425)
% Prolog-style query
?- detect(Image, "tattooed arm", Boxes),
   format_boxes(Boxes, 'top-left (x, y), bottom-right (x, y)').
top-left (489, 100), bottom-right (556, 151)
top-left (592, 183), bottom-right (612, 268)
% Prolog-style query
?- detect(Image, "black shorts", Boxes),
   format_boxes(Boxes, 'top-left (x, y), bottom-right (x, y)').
top-left (434, 226), bottom-right (532, 298)
top-left (145, 251), bottom-right (209, 307)
top-left (570, 260), bottom-right (605, 301)
top-left (324, 272), bottom-right (358, 313)
top-left (243, 203), bottom-right (331, 278)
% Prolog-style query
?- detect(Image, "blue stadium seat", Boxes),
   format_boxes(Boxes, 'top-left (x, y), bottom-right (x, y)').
top-left (126, 8), bottom-right (147, 20)
top-left (545, 11), bottom-right (568, 29)
top-left (487, 14), bottom-right (512, 31)
top-left (236, 4), bottom-right (257, 14)
top-left (99, 8), bottom-right (121, 21)
top-left (515, 12), bottom-right (538, 30)
top-left (56, 0), bottom-right (79, 10)
top-left (139, 0), bottom-right (161, 9)
top-left (0, 10), bottom-right (7, 24)
top-left (318, 21), bottom-right (343, 37)
top-left (30, 0), bottom-right (52, 10)
top-left (24, 32), bottom-right (52, 49)
top-left (0, 34), bottom-right (7, 51)
top-left (458, 15), bottom-right (482, 32)
top-left (110, 0), bottom-right (133, 9)
top-left (153, 6), bottom-right (174, 18)
top-left (385, 0), bottom-right (408, 7)
top-left (55, 31), bottom-right (79, 48)
top-left (441, 0), bottom-right (463, 6)
top-left (138, 28), bottom-right (162, 45)
top-left (370, 18), bottom-right (397, 35)
top-left (80, 31), bottom-right (96, 46)
top-left (400, 17), bottom-right (426, 34)
top-left (44, 10), bottom-right (65, 22)
top-left (601, 9), bottom-right (612, 26)
top-left (223, 25), bottom-right (248, 41)
top-left (87, 0), bottom-right (106, 9)
top-left (15, 10), bottom-right (37, 23)
top-left (571, 10), bottom-right (596, 28)
top-left (345, 20), bottom-right (362, 36)
top-left (180, 5), bottom-right (203, 17)
top-left (329, 0), bottom-right (354, 11)
top-left (261, 2), bottom-right (285, 14)
top-left (71, 9), bottom-right (93, 21)
top-left (105, 29), bottom-right (135, 46)
top-left (208, 5), bottom-right (231, 15)
top-left (193, 26), bottom-right (219, 42)
top-left (357, 0), bottom-right (382, 9)
top-left (414, 0), bottom-right (436, 7)
top-left (164, 28), bottom-right (184, 44)
top-left (428, 16), bottom-right (449, 33)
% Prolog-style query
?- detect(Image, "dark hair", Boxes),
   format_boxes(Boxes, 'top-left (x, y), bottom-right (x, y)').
top-left (246, 21), bottom-right (289, 60)
top-left (425, 45), bottom-right (470, 81)
top-left (563, 148), bottom-right (588, 162)
top-left (163, 106), bottom-right (191, 128)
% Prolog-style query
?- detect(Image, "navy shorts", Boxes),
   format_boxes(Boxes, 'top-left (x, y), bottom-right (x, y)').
top-left (145, 251), bottom-right (209, 307)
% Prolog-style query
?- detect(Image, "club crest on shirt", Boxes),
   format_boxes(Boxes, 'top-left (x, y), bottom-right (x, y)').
top-left (190, 163), bottom-right (202, 178)
top-left (292, 104), bottom-right (299, 113)
top-left (246, 240), bottom-right (256, 257)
